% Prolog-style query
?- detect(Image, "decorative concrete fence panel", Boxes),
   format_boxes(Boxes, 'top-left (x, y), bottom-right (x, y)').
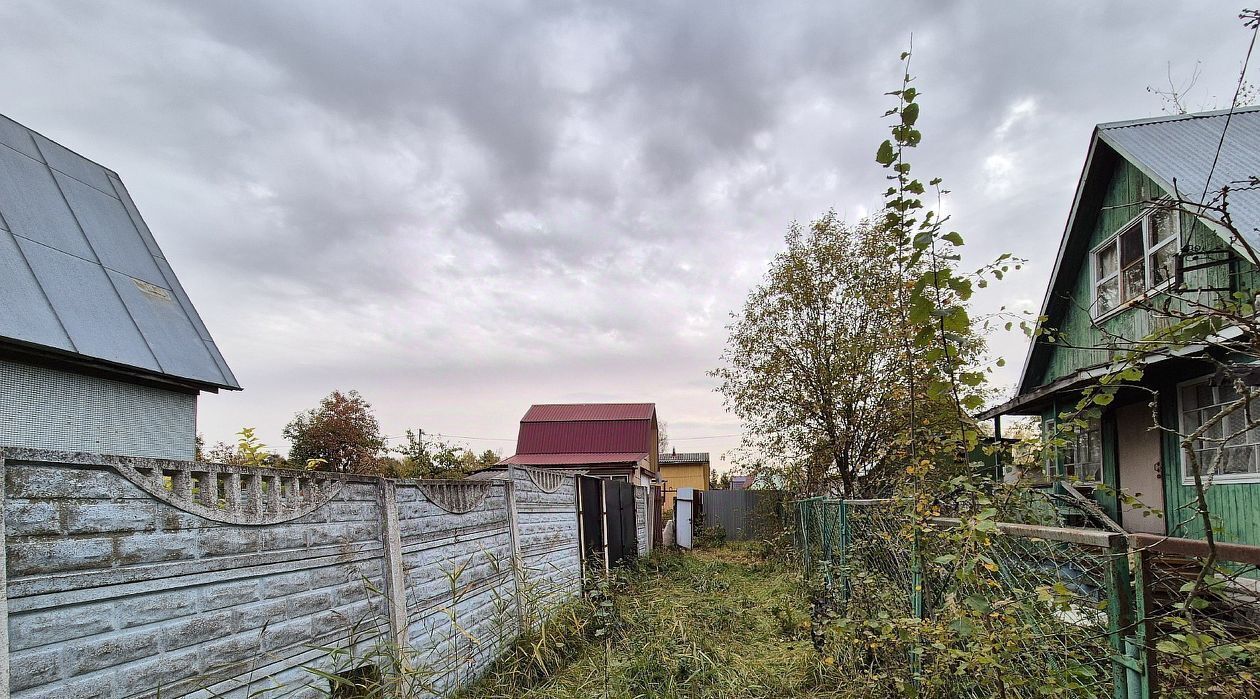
top-left (393, 479), bottom-right (516, 692)
top-left (510, 467), bottom-right (582, 610)
top-left (0, 450), bottom-right (589, 699)
top-left (3, 450), bottom-right (389, 699)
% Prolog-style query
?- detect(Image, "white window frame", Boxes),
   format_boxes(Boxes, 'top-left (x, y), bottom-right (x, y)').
top-left (1041, 417), bottom-right (1057, 478)
top-left (1177, 375), bottom-right (1260, 485)
top-left (1064, 416), bottom-right (1104, 484)
top-left (1090, 202), bottom-right (1180, 321)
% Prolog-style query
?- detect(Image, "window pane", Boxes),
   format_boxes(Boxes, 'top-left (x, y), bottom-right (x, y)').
top-left (1097, 278), bottom-right (1119, 314)
top-left (1151, 241), bottom-right (1177, 286)
top-left (1181, 384), bottom-right (1199, 411)
top-left (1121, 225), bottom-right (1144, 266)
top-left (1223, 446), bottom-right (1253, 475)
top-left (1097, 244), bottom-right (1118, 279)
top-left (1122, 260), bottom-right (1146, 300)
top-left (1220, 381), bottom-right (1242, 404)
top-left (1150, 208), bottom-right (1177, 245)
top-left (1197, 383), bottom-right (1215, 408)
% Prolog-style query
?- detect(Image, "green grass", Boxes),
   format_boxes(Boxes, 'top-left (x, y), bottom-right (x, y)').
top-left (459, 542), bottom-right (849, 699)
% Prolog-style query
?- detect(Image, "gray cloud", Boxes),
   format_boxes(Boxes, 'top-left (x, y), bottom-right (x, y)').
top-left (0, 0), bottom-right (1251, 469)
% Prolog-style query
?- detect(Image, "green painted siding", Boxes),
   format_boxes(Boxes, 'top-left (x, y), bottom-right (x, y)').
top-left (1038, 159), bottom-right (1239, 387)
top-left (1033, 155), bottom-right (1260, 546)
top-left (1159, 388), bottom-right (1260, 545)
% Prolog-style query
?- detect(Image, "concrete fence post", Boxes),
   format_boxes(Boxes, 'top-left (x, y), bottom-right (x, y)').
top-left (377, 479), bottom-right (409, 651)
top-left (504, 466), bottom-right (526, 629)
top-left (0, 455), bottom-right (9, 699)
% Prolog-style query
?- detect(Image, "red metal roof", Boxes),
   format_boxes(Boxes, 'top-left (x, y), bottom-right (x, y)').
top-left (522, 403), bottom-right (655, 422)
top-left (503, 402), bottom-right (658, 465)
top-left (500, 452), bottom-right (648, 466)
top-left (516, 420), bottom-right (652, 455)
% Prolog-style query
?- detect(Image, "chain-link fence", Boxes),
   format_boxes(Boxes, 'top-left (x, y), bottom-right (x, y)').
top-left (1131, 534), bottom-right (1260, 698)
top-left (791, 497), bottom-right (1260, 697)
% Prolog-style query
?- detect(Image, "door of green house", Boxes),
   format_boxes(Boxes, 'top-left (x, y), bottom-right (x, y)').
top-left (1116, 402), bottom-right (1166, 534)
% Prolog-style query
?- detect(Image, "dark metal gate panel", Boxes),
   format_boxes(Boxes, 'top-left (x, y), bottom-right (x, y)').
top-left (598, 479), bottom-right (638, 567)
top-left (578, 476), bottom-right (605, 567)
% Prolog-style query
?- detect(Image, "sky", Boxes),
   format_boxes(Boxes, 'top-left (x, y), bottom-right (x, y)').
top-left (1, 2), bottom-right (1253, 473)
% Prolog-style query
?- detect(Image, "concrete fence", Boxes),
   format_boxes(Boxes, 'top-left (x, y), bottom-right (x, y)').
top-left (0, 449), bottom-right (585, 699)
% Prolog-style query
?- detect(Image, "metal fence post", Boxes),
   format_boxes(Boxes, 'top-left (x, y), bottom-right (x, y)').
top-left (1105, 532), bottom-right (1135, 699)
top-left (821, 500), bottom-right (834, 589)
top-left (839, 499), bottom-right (850, 601)
top-left (1126, 549), bottom-right (1155, 699)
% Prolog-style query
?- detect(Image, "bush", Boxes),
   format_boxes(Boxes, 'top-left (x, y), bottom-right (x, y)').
top-left (694, 524), bottom-right (727, 549)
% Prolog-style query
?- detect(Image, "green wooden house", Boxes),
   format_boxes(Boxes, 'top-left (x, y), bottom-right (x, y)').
top-left (980, 106), bottom-right (1260, 545)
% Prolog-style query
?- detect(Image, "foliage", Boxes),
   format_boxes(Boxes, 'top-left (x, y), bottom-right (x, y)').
top-left (196, 427), bottom-right (287, 468)
top-left (283, 390), bottom-right (386, 474)
top-left (389, 429), bottom-right (477, 479)
top-left (693, 524), bottom-right (728, 549)
top-left (713, 211), bottom-right (981, 497)
top-left (709, 471), bottom-right (733, 489)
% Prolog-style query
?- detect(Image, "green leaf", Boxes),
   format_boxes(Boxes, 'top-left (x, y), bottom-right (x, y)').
top-left (941, 231), bottom-right (964, 246)
top-left (876, 140), bottom-right (896, 165)
top-left (1093, 393), bottom-right (1115, 406)
top-left (902, 102), bottom-right (920, 126)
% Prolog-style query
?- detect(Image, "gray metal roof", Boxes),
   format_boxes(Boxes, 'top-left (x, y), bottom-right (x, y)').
top-left (0, 114), bottom-right (239, 390)
top-left (659, 451), bottom-right (710, 464)
top-left (1098, 106), bottom-right (1260, 253)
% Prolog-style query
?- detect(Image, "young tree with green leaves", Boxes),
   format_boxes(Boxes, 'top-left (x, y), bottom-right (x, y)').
top-left (714, 204), bottom-right (991, 496)
top-left (391, 428), bottom-right (473, 479)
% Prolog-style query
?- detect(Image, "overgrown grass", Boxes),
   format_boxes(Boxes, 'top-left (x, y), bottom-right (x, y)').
top-left (458, 542), bottom-right (849, 699)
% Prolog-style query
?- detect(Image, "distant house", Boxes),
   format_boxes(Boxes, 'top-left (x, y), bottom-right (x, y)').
top-left (0, 114), bottom-right (239, 460)
top-left (659, 450), bottom-right (710, 511)
top-left (729, 475), bottom-right (754, 490)
top-left (498, 403), bottom-right (660, 486)
top-left (980, 107), bottom-right (1260, 544)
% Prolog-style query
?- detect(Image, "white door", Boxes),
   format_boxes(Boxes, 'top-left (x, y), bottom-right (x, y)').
top-left (1116, 402), bottom-right (1166, 534)
top-left (676, 487), bottom-right (695, 549)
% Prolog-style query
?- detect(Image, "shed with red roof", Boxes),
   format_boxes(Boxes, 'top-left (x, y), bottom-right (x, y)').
top-left (498, 403), bottom-right (660, 485)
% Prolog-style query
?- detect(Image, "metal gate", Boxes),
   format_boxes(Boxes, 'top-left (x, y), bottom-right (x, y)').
top-left (676, 487), bottom-right (697, 549)
top-left (577, 475), bottom-right (604, 569)
top-left (604, 479), bottom-right (638, 566)
top-left (576, 476), bottom-right (639, 570)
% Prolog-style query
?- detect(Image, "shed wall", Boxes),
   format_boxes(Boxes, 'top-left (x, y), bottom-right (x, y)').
top-left (0, 359), bottom-right (197, 460)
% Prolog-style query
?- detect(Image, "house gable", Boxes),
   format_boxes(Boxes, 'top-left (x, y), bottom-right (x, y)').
top-left (1019, 109), bottom-right (1260, 396)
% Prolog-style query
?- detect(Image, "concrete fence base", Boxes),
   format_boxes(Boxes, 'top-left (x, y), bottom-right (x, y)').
top-left (0, 449), bottom-right (585, 699)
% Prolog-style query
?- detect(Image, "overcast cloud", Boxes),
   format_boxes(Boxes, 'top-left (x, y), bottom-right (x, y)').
top-left (1, 1), bottom-right (1252, 470)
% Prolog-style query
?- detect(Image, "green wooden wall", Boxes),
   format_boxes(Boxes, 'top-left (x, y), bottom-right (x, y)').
top-left (1037, 159), bottom-right (1236, 387)
top-left (1159, 386), bottom-right (1260, 544)
top-left (1036, 156), bottom-right (1260, 545)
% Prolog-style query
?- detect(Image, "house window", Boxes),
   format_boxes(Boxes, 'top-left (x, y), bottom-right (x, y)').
top-left (1063, 417), bottom-right (1104, 483)
top-left (1179, 377), bottom-right (1260, 483)
top-left (1041, 418), bottom-right (1057, 478)
top-left (1092, 206), bottom-right (1179, 317)
top-left (1043, 416), bottom-right (1103, 483)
